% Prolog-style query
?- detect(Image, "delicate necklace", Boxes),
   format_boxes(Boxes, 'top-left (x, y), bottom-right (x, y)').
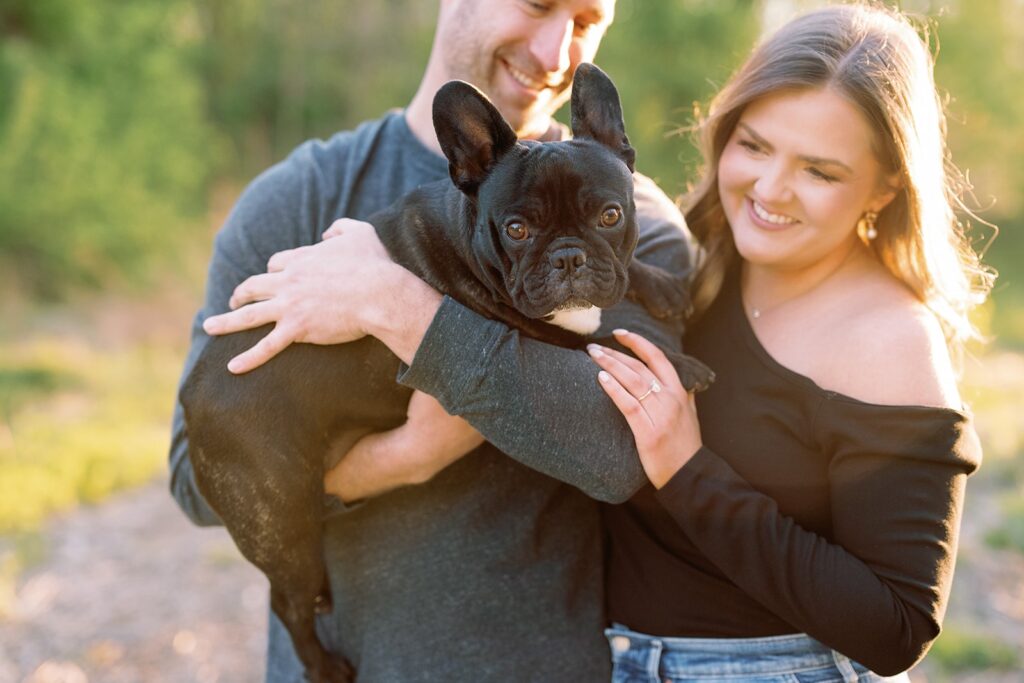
top-left (745, 241), bottom-right (866, 321)
top-left (747, 281), bottom-right (821, 320)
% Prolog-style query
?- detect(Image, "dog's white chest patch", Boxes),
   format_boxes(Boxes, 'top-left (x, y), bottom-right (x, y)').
top-left (548, 306), bottom-right (602, 335)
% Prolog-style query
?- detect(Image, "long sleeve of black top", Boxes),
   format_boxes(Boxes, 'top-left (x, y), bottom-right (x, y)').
top-left (654, 403), bottom-right (979, 676)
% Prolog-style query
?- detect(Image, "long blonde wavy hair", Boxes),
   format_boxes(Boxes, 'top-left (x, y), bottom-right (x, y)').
top-left (685, 2), bottom-right (994, 355)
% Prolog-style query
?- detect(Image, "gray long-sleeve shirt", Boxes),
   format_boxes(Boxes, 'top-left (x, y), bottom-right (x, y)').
top-left (169, 111), bottom-right (692, 682)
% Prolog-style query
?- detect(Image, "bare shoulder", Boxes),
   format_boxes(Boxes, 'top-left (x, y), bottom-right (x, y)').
top-left (811, 273), bottom-right (962, 410)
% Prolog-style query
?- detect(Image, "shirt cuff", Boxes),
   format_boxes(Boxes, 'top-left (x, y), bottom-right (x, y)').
top-left (653, 445), bottom-right (744, 515)
top-left (395, 295), bottom-right (505, 409)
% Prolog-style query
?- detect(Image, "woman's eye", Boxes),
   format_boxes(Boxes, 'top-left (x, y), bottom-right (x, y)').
top-left (808, 168), bottom-right (839, 183)
top-left (600, 206), bottom-right (622, 228)
top-left (738, 139), bottom-right (762, 154)
top-left (506, 222), bottom-right (529, 240)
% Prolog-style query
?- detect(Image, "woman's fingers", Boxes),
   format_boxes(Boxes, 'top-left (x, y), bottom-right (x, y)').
top-left (612, 329), bottom-right (683, 391)
top-left (597, 370), bottom-right (654, 431)
top-left (592, 343), bottom-right (648, 375)
top-left (587, 344), bottom-right (654, 401)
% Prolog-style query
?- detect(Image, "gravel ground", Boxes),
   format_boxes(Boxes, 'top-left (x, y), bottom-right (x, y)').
top-left (0, 478), bottom-right (267, 683)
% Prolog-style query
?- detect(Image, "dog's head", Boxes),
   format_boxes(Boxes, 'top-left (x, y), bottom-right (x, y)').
top-left (432, 63), bottom-right (637, 334)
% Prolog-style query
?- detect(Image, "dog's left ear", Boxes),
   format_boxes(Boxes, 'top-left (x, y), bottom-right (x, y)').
top-left (570, 63), bottom-right (635, 173)
top-left (433, 81), bottom-right (519, 196)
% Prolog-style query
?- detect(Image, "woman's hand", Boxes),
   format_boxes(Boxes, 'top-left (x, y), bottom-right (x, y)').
top-left (588, 329), bottom-right (702, 489)
top-left (202, 219), bottom-right (423, 373)
top-left (324, 390), bottom-right (485, 502)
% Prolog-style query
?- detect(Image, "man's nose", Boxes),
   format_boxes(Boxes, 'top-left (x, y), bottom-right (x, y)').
top-left (530, 17), bottom-right (574, 76)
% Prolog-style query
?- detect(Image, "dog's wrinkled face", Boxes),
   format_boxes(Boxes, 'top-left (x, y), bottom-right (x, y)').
top-left (433, 63), bottom-right (638, 331)
top-left (476, 139), bottom-right (636, 320)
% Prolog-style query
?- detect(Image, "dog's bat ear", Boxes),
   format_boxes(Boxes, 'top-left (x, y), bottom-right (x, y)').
top-left (570, 63), bottom-right (635, 173)
top-left (433, 81), bottom-right (519, 196)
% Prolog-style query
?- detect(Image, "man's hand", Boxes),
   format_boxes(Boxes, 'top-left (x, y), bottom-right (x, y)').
top-left (202, 219), bottom-right (435, 373)
top-left (324, 390), bottom-right (485, 502)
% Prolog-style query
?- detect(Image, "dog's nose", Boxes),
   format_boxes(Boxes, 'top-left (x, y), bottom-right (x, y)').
top-left (549, 247), bottom-right (587, 274)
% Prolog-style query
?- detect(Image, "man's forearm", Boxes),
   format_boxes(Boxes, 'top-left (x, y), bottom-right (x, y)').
top-left (325, 430), bottom-right (422, 502)
top-left (363, 264), bottom-right (444, 365)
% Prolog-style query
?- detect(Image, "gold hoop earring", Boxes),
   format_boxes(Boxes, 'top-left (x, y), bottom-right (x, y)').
top-left (857, 210), bottom-right (879, 245)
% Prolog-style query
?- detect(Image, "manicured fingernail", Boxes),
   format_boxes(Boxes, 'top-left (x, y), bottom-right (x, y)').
top-left (228, 359), bottom-right (242, 373)
top-left (587, 344), bottom-right (603, 357)
top-left (598, 371), bottom-right (611, 383)
top-left (203, 319), bottom-right (216, 332)
top-left (613, 328), bottom-right (629, 336)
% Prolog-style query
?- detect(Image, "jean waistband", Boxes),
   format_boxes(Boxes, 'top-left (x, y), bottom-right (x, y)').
top-left (605, 624), bottom-right (858, 678)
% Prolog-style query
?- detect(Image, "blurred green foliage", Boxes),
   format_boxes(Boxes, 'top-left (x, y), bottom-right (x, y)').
top-left (594, 0), bottom-right (760, 198)
top-left (931, 0), bottom-right (1024, 345)
top-left (984, 495), bottom-right (1024, 553)
top-left (0, 0), bottom-right (217, 298)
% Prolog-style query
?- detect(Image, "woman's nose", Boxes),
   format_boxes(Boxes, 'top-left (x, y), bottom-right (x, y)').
top-left (753, 163), bottom-right (794, 204)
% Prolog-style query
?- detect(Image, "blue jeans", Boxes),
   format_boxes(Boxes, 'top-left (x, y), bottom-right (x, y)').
top-left (605, 624), bottom-right (911, 683)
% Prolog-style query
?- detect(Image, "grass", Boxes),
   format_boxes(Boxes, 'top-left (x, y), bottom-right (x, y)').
top-left (984, 494), bottom-right (1024, 553)
top-left (0, 335), bottom-right (182, 534)
top-left (0, 366), bottom-right (76, 414)
top-left (928, 623), bottom-right (1020, 674)
top-left (0, 328), bottom-right (184, 614)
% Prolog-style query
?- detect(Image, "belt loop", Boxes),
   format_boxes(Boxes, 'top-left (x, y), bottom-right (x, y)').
top-left (647, 638), bottom-right (664, 679)
top-left (830, 650), bottom-right (860, 683)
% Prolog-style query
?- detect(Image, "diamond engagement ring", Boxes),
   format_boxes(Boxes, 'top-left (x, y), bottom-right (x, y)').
top-left (636, 379), bottom-right (662, 401)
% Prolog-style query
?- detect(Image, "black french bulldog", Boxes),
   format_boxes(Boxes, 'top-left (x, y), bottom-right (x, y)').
top-left (180, 64), bottom-right (712, 683)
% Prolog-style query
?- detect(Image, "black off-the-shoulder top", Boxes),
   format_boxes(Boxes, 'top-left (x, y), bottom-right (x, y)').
top-left (602, 268), bottom-right (982, 676)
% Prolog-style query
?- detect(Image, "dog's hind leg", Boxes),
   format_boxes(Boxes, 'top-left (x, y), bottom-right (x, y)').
top-left (197, 450), bottom-right (354, 683)
top-left (248, 502), bottom-right (353, 683)
top-left (269, 575), bottom-right (353, 683)
top-left (245, 505), bottom-right (353, 683)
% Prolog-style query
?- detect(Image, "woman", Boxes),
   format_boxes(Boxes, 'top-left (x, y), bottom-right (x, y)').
top-left (589, 3), bottom-right (993, 682)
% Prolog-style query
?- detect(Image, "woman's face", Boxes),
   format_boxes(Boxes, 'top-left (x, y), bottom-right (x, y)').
top-left (717, 87), bottom-right (897, 272)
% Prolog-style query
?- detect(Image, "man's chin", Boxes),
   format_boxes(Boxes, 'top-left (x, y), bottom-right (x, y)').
top-left (493, 92), bottom-right (567, 140)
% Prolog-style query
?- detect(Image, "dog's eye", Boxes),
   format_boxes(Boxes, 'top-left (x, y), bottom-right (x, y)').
top-left (505, 221), bottom-right (529, 241)
top-left (600, 206), bottom-right (622, 228)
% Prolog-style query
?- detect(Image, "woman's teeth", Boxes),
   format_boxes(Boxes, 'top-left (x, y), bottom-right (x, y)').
top-left (752, 200), bottom-right (798, 225)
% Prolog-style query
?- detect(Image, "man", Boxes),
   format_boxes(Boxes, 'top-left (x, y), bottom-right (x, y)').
top-left (170, 0), bottom-right (693, 680)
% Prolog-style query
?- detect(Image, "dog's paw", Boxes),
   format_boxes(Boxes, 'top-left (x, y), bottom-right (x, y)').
top-left (676, 354), bottom-right (715, 393)
top-left (626, 261), bottom-right (692, 320)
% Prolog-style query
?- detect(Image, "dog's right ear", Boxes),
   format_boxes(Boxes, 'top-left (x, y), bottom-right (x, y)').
top-left (570, 63), bottom-right (635, 173)
top-left (433, 81), bottom-right (518, 197)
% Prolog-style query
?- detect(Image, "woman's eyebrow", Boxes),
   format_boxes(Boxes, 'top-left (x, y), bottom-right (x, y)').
top-left (738, 122), bottom-right (854, 174)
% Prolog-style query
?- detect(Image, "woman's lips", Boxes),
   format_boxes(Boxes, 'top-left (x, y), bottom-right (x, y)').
top-left (747, 197), bottom-right (799, 230)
